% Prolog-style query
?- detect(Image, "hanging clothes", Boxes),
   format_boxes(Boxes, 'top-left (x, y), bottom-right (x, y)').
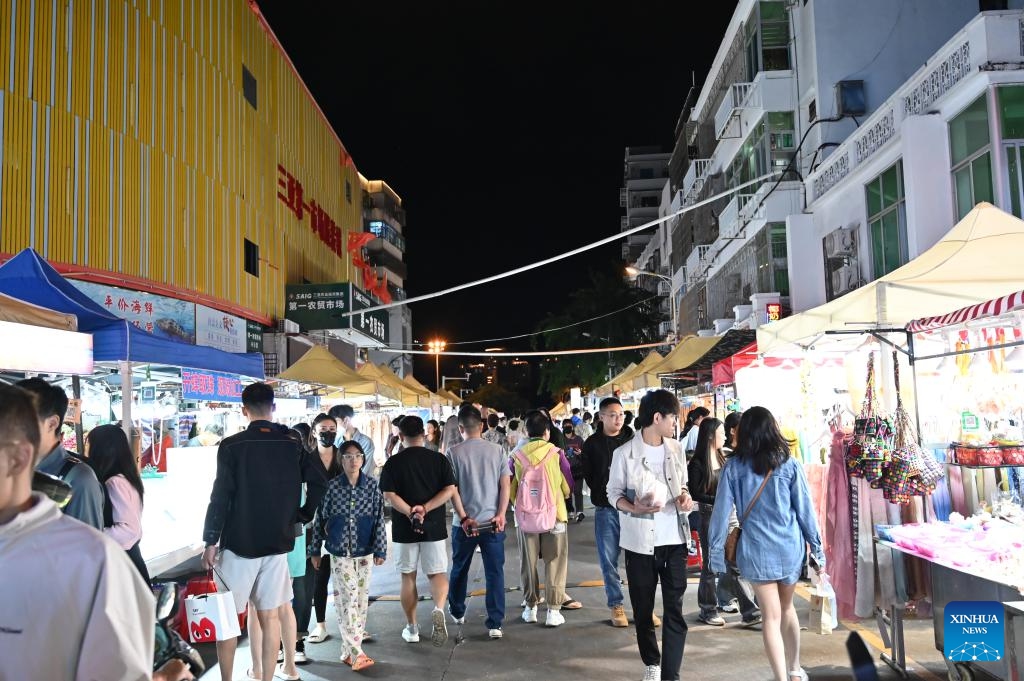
top-left (825, 431), bottom-right (857, 620)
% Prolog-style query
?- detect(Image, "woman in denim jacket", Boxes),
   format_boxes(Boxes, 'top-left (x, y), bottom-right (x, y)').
top-left (708, 407), bottom-right (826, 681)
top-left (308, 440), bottom-right (387, 671)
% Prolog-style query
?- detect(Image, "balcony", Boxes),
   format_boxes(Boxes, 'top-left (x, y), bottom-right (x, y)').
top-left (714, 82), bottom-right (760, 140)
top-left (365, 219), bottom-right (406, 253)
top-left (717, 194), bottom-right (760, 241)
top-left (619, 187), bottom-right (628, 207)
top-left (387, 282), bottom-right (407, 302)
top-left (686, 245), bottom-right (712, 284)
top-left (620, 215), bottom-right (630, 231)
top-left (366, 249), bottom-right (407, 279)
top-left (681, 159), bottom-right (711, 203)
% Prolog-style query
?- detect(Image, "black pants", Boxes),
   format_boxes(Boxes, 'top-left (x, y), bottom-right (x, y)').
top-left (293, 557), bottom-right (313, 635)
top-left (313, 555), bottom-right (332, 623)
top-left (566, 479), bottom-right (585, 515)
top-left (625, 544), bottom-right (689, 679)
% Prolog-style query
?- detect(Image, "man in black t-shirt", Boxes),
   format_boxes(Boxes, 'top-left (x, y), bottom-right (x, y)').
top-left (379, 416), bottom-right (457, 647)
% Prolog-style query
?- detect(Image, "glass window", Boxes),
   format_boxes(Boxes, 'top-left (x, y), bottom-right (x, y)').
top-left (949, 95), bottom-right (990, 166)
top-left (953, 151), bottom-right (993, 220)
top-left (1007, 144), bottom-right (1023, 218)
top-left (760, 1), bottom-right (791, 71)
top-left (865, 160), bottom-right (907, 278)
top-left (999, 86), bottom-right (1024, 139)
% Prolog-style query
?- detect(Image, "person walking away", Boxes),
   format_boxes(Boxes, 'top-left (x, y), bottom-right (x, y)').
top-left (561, 420), bottom-right (586, 522)
top-left (383, 416), bottom-right (405, 459)
top-left (575, 411), bottom-right (594, 440)
top-left (582, 397), bottom-right (662, 628)
top-left (17, 377), bottom-right (104, 529)
top-left (607, 389), bottom-right (694, 681)
top-left (307, 414), bottom-right (344, 645)
top-left (379, 416), bottom-right (457, 646)
top-left (202, 383), bottom-right (327, 681)
top-left (441, 414), bottom-right (463, 454)
top-left (425, 419), bottom-right (442, 452)
top-left (709, 406), bottom-right (826, 681)
top-left (309, 440), bottom-right (387, 671)
top-left (286, 424), bottom-right (314, 663)
top-left (446, 406), bottom-right (511, 639)
top-left (687, 418), bottom-right (759, 627)
top-left (328, 404), bottom-right (377, 479)
top-left (682, 407), bottom-right (710, 457)
top-left (717, 409), bottom-right (747, 615)
top-left (84, 424), bottom-right (151, 582)
top-left (511, 410), bottom-right (571, 627)
top-left (0, 385), bottom-right (155, 680)
top-left (482, 413), bottom-right (508, 453)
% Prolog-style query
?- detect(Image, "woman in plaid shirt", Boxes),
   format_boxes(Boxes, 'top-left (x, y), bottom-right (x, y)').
top-left (308, 440), bottom-right (387, 671)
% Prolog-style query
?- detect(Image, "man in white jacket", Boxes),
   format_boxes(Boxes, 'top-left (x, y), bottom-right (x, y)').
top-left (0, 384), bottom-right (155, 681)
top-left (607, 389), bottom-right (694, 681)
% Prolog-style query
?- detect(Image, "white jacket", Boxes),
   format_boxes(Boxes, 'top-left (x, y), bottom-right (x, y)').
top-left (606, 431), bottom-right (690, 555)
top-left (0, 493), bottom-right (155, 681)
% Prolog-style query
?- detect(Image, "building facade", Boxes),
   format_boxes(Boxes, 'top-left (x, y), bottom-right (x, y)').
top-left (620, 146), bottom-right (670, 264)
top-left (0, 0), bottom-right (405, 368)
top-left (654, 0), bottom-right (1019, 336)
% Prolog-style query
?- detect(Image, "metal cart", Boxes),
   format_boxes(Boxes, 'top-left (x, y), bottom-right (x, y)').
top-left (876, 539), bottom-right (1024, 681)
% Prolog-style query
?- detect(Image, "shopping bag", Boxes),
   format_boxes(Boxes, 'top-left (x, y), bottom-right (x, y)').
top-left (185, 591), bottom-right (241, 643)
top-left (808, 575), bottom-right (838, 635)
top-left (686, 530), bottom-right (702, 572)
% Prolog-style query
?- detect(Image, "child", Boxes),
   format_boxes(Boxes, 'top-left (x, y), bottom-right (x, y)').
top-left (308, 440), bottom-right (387, 671)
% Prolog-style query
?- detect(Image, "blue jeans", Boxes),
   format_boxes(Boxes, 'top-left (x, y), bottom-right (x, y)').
top-left (594, 506), bottom-right (624, 607)
top-left (448, 526), bottom-right (506, 630)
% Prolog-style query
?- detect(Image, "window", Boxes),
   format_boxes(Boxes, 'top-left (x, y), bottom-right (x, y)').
top-left (745, 2), bottom-right (791, 77)
top-left (242, 65), bottom-right (257, 110)
top-left (949, 94), bottom-right (993, 220)
top-left (768, 223), bottom-right (790, 295)
top-left (244, 239), bottom-right (259, 277)
top-left (808, 99), bottom-right (817, 123)
top-left (726, 111), bottom-right (795, 189)
top-left (866, 161), bottom-right (908, 278)
top-left (999, 86), bottom-right (1024, 217)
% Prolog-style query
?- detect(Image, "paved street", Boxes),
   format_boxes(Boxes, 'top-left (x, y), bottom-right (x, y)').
top-left (206, 504), bottom-right (953, 681)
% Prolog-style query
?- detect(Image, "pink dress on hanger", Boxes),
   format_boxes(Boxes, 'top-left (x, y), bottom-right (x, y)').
top-left (825, 430), bottom-right (857, 620)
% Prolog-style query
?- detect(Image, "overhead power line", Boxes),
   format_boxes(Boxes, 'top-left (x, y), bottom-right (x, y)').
top-left (374, 342), bottom-right (667, 357)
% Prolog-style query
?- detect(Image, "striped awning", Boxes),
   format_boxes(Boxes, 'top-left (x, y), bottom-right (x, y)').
top-left (907, 289), bottom-right (1024, 333)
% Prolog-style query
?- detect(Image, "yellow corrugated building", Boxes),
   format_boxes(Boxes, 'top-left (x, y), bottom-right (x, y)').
top-left (0, 0), bottom-right (361, 325)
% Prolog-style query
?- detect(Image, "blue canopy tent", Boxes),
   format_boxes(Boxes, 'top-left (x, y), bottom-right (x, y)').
top-left (0, 249), bottom-right (264, 378)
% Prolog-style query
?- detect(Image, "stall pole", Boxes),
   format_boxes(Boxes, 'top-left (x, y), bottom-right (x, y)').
top-left (120, 361), bottom-right (133, 445)
top-left (906, 332), bottom-right (924, 446)
top-left (71, 375), bottom-right (85, 454)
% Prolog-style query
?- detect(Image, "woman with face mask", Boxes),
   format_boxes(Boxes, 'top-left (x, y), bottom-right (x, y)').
top-left (307, 414), bottom-right (343, 646)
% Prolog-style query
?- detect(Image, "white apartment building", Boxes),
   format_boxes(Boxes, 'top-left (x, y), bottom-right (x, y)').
top-left (621, 146), bottom-right (671, 266)
top-left (659, 0), bottom-right (1020, 337)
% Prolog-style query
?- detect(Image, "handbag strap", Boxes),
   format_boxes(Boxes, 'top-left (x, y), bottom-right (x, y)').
top-left (739, 469), bottom-right (773, 527)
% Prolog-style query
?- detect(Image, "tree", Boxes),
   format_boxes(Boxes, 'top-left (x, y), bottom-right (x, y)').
top-left (462, 383), bottom-right (531, 415)
top-left (534, 265), bottom-right (662, 399)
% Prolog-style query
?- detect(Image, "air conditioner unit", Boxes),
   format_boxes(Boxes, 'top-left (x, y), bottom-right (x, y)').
top-left (277, 318), bottom-right (300, 334)
top-left (657, 281), bottom-right (671, 296)
top-left (824, 226), bottom-right (856, 259)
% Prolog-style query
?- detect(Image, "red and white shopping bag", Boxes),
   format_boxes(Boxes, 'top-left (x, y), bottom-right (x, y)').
top-left (185, 590), bottom-right (241, 643)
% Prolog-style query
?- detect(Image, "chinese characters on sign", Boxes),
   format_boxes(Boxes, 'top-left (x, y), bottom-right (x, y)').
top-left (246, 320), bottom-right (264, 354)
top-left (277, 164), bottom-right (343, 257)
top-left (284, 283), bottom-right (389, 345)
top-left (70, 280), bottom-right (196, 343)
top-left (196, 304), bottom-right (246, 354)
top-left (350, 285), bottom-right (388, 345)
top-left (766, 302), bottom-right (783, 322)
top-left (181, 369), bottom-right (244, 403)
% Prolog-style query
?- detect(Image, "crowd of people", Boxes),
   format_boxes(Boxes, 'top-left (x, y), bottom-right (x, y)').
top-left (0, 377), bottom-right (826, 681)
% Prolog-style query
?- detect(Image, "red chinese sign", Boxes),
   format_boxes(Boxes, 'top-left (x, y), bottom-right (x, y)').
top-left (766, 302), bottom-right (783, 322)
top-left (277, 164), bottom-right (343, 257)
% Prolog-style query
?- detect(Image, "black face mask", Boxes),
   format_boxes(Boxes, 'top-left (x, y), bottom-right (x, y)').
top-left (318, 432), bottom-right (336, 448)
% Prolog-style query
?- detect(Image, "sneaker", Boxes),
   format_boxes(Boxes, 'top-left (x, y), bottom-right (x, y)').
top-left (522, 605), bottom-right (538, 623)
top-left (276, 647), bottom-right (284, 663)
top-left (577, 512), bottom-right (586, 522)
top-left (431, 608), bottom-right (448, 646)
top-left (545, 609), bottom-right (565, 627)
top-left (652, 612), bottom-right (662, 628)
top-left (719, 599), bottom-right (740, 613)
top-left (643, 664), bottom-right (662, 681)
top-left (294, 642), bottom-right (308, 665)
top-left (742, 613), bottom-right (763, 627)
top-left (610, 605), bottom-right (629, 628)
top-left (447, 605), bottom-right (465, 625)
top-left (488, 628), bottom-right (503, 639)
top-left (401, 624), bottom-right (420, 643)
top-left (698, 613), bottom-right (726, 627)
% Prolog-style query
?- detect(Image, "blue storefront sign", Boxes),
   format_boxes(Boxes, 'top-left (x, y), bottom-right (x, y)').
top-left (181, 369), bottom-right (244, 403)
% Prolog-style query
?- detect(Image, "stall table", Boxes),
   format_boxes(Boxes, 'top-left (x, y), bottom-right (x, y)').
top-left (876, 539), bottom-right (1024, 681)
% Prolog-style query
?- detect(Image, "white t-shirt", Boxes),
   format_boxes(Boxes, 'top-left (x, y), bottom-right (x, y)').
top-left (684, 427), bottom-right (700, 453)
top-left (641, 442), bottom-right (683, 546)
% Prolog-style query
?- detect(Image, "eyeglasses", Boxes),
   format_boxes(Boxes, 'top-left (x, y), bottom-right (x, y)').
top-left (341, 453), bottom-right (362, 460)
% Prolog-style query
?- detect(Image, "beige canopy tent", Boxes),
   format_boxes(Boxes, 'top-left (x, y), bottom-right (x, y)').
top-left (277, 345), bottom-right (398, 400)
top-left (0, 290), bottom-right (78, 330)
top-left (358, 363), bottom-right (429, 407)
top-left (594, 362), bottom-right (636, 397)
top-left (594, 351), bottom-right (664, 396)
top-left (437, 388), bottom-right (463, 405)
top-left (401, 373), bottom-right (449, 408)
top-left (758, 203), bottom-right (1024, 355)
top-left (631, 336), bottom-right (722, 390)
top-left (549, 401), bottom-right (570, 419)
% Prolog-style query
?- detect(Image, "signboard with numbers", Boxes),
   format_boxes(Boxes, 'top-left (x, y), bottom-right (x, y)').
top-left (181, 369), bottom-right (244, 403)
top-left (246, 320), bottom-right (265, 354)
top-left (284, 283), bottom-right (389, 346)
top-left (70, 280), bottom-right (196, 344)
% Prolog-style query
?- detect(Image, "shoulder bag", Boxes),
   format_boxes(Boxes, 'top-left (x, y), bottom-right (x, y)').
top-left (724, 468), bottom-right (772, 566)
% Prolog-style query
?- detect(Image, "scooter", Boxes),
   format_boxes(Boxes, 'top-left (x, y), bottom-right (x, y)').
top-left (152, 583), bottom-right (205, 680)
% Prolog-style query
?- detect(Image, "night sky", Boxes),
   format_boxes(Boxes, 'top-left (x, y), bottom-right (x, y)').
top-left (254, 1), bottom-right (738, 387)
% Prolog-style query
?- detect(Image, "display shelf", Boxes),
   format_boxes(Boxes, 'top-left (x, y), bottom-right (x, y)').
top-left (946, 461), bottom-right (1024, 469)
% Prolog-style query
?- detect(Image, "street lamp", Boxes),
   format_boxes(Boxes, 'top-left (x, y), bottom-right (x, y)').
top-left (427, 339), bottom-right (446, 391)
top-left (626, 266), bottom-right (678, 341)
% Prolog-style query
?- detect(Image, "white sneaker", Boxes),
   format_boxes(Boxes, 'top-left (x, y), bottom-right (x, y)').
top-left (545, 609), bottom-right (565, 627)
top-left (447, 605), bottom-right (465, 625)
top-left (643, 664), bottom-right (661, 681)
top-left (488, 628), bottom-right (503, 639)
top-left (430, 608), bottom-right (448, 647)
top-left (522, 605), bottom-right (538, 623)
top-left (401, 624), bottom-right (420, 643)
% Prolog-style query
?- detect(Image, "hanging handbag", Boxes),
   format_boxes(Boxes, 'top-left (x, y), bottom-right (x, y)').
top-left (724, 468), bottom-right (772, 566)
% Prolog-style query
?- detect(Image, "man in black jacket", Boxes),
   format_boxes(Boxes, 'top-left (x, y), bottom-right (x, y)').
top-left (581, 397), bottom-right (635, 628)
top-left (202, 382), bottom-right (327, 681)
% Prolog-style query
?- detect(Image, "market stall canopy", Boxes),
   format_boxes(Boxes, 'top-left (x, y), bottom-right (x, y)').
top-left (0, 290), bottom-right (77, 330)
top-left (595, 362), bottom-right (637, 397)
top-left (403, 374), bottom-right (450, 407)
top-left (549, 401), bottom-right (569, 419)
top-left (712, 342), bottom-right (759, 386)
top-left (757, 203), bottom-right (1024, 355)
top-left (437, 388), bottom-right (463, 405)
top-left (598, 350), bottom-right (664, 395)
top-left (358, 363), bottom-right (427, 407)
top-left (0, 249), bottom-right (264, 377)
top-left (907, 289), bottom-right (1024, 333)
top-left (277, 345), bottom-right (393, 398)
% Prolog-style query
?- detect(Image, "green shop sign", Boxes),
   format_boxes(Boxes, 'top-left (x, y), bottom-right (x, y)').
top-left (284, 283), bottom-right (389, 346)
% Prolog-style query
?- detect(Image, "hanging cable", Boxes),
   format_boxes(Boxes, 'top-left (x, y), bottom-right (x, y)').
top-left (374, 342), bottom-right (666, 357)
top-left (339, 171), bottom-right (780, 318)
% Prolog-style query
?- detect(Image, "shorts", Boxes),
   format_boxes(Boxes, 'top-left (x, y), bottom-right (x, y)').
top-left (215, 549), bottom-right (293, 614)
top-left (393, 540), bottom-right (448, 575)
